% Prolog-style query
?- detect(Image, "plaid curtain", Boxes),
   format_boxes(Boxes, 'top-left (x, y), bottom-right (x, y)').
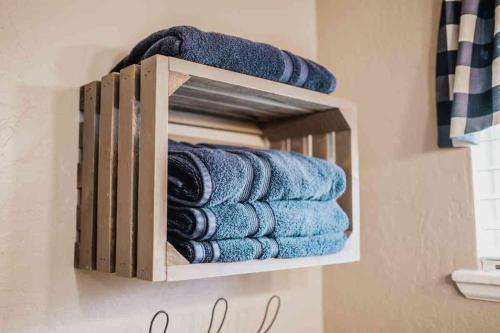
top-left (436, 0), bottom-right (500, 148)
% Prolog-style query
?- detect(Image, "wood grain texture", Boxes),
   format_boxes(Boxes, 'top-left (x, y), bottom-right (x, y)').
top-left (312, 133), bottom-right (335, 162)
top-left (270, 139), bottom-right (288, 150)
top-left (75, 107), bottom-right (83, 268)
top-left (290, 136), bottom-right (311, 155)
top-left (169, 110), bottom-right (263, 135)
top-left (116, 65), bottom-right (140, 278)
top-left (261, 108), bottom-right (350, 140)
top-left (78, 81), bottom-right (100, 270)
top-left (78, 122), bottom-right (84, 148)
top-left (137, 56), bottom-right (170, 281)
top-left (96, 73), bottom-right (120, 273)
top-left (166, 242), bottom-right (189, 266)
top-left (168, 71), bottom-right (189, 95)
top-left (336, 131), bottom-right (353, 231)
top-left (168, 123), bottom-right (267, 148)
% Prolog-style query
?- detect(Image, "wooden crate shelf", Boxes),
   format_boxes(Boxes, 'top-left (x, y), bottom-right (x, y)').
top-left (75, 55), bottom-right (359, 282)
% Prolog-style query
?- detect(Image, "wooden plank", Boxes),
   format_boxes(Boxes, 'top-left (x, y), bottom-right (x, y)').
top-left (79, 86), bottom-right (85, 111)
top-left (168, 71), bottom-right (189, 95)
top-left (96, 73), bottom-right (120, 273)
top-left (176, 79), bottom-right (313, 113)
top-left (137, 56), bottom-right (170, 281)
top-left (336, 131), bottom-right (353, 231)
top-left (77, 162), bottom-right (82, 188)
top-left (167, 243), bottom-right (359, 281)
top-left (168, 123), bottom-right (266, 148)
top-left (79, 81), bottom-right (100, 270)
top-left (261, 109), bottom-right (350, 140)
top-left (312, 133), bottom-right (335, 163)
top-left (335, 106), bottom-right (358, 247)
top-left (75, 195), bottom-right (81, 268)
top-left (170, 94), bottom-right (271, 121)
top-left (290, 136), bottom-right (311, 155)
top-left (166, 242), bottom-right (189, 266)
top-left (116, 65), bottom-right (141, 277)
top-left (171, 87), bottom-right (311, 119)
top-left (169, 110), bottom-right (263, 135)
top-left (75, 91), bottom-right (85, 268)
top-left (78, 122), bottom-right (84, 148)
top-left (270, 140), bottom-right (287, 150)
top-left (169, 57), bottom-right (355, 111)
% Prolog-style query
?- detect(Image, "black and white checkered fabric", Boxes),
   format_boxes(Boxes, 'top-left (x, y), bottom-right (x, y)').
top-left (437, 0), bottom-right (500, 147)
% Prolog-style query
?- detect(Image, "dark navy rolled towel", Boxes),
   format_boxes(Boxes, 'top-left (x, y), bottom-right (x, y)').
top-left (168, 200), bottom-right (349, 240)
top-left (170, 233), bottom-right (347, 264)
top-left (167, 140), bottom-right (346, 207)
top-left (111, 26), bottom-right (336, 94)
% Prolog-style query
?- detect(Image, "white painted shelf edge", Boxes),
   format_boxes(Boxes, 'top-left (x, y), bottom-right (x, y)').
top-left (452, 269), bottom-right (500, 302)
top-left (167, 235), bottom-right (360, 281)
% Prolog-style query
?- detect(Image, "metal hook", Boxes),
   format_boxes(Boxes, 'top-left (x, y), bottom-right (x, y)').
top-left (149, 310), bottom-right (169, 333)
top-left (256, 295), bottom-right (281, 333)
top-left (207, 297), bottom-right (228, 333)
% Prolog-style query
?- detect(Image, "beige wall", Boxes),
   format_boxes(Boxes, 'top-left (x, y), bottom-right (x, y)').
top-left (318, 0), bottom-right (500, 332)
top-left (0, 1), bottom-right (323, 332)
top-left (4, 0), bottom-right (497, 332)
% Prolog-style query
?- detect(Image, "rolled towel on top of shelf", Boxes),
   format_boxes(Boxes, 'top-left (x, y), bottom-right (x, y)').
top-left (167, 140), bottom-right (346, 207)
top-left (168, 200), bottom-right (349, 240)
top-left (170, 232), bottom-right (347, 264)
top-left (111, 25), bottom-right (336, 93)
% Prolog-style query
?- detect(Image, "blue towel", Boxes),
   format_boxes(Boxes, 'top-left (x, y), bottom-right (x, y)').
top-left (168, 140), bottom-right (346, 207)
top-left (168, 200), bottom-right (349, 240)
top-left (170, 232), bottom-right (346, 264)
top-left (111, 26), bottom-right (336, 94)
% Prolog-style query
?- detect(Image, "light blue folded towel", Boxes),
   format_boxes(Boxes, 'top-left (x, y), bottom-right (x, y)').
top-left (168, 140), bottom-right (346, 207)
top-left (168, 200), bottom-right (349, 240)
top-left (170, 232), bottom-right (347, 264)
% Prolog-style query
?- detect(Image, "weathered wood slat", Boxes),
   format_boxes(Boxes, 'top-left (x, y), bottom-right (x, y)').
top-left (177, 78), bottom-right (313, 112)
top-left (312, 133), bottom-right (335, 162)
top-left (78, 81), bottom-right (100, 270)
top-left (168, 71), bottom-right (190, 95)
top-left (290, 136), bottom-right (311, 155)
top-left (270, 139), bottom-right (288, 150)
top-left (77, 162), bottom-right (82, 188)
top-left (335, 131), bottom-right (353, 231)
top-left (116, 65), bottom-right (140, 278)
top-left (169, 110), bottom-right (263, 135)
top-left (170, 95), bottom-right (264, 121)
top-left (172, 85), bottom-right (313, 118)
top-left (78, 122), bottom-right (84, 148)
top-left (169, 123), bottom-right (266, 148)
top-left (75, 196), bottom-right (81, 268)
top-left (171, 72), bottom-right (337, 112)
top-left (96, 73), bottom-right (120, 273)
top-left (137, 57), bottom-right (171, 281)
top-left (75, 102), bottom-right (83, 265)
top-left (261, 109), bottom-right (350, 140)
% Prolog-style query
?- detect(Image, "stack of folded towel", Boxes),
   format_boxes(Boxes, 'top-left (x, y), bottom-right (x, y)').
top-left (167, 140), bottom-right (349, 264)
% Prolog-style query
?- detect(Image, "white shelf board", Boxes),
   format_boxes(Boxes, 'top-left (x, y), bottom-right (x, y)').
top-left (166, 235), bottom-right (359, 282)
